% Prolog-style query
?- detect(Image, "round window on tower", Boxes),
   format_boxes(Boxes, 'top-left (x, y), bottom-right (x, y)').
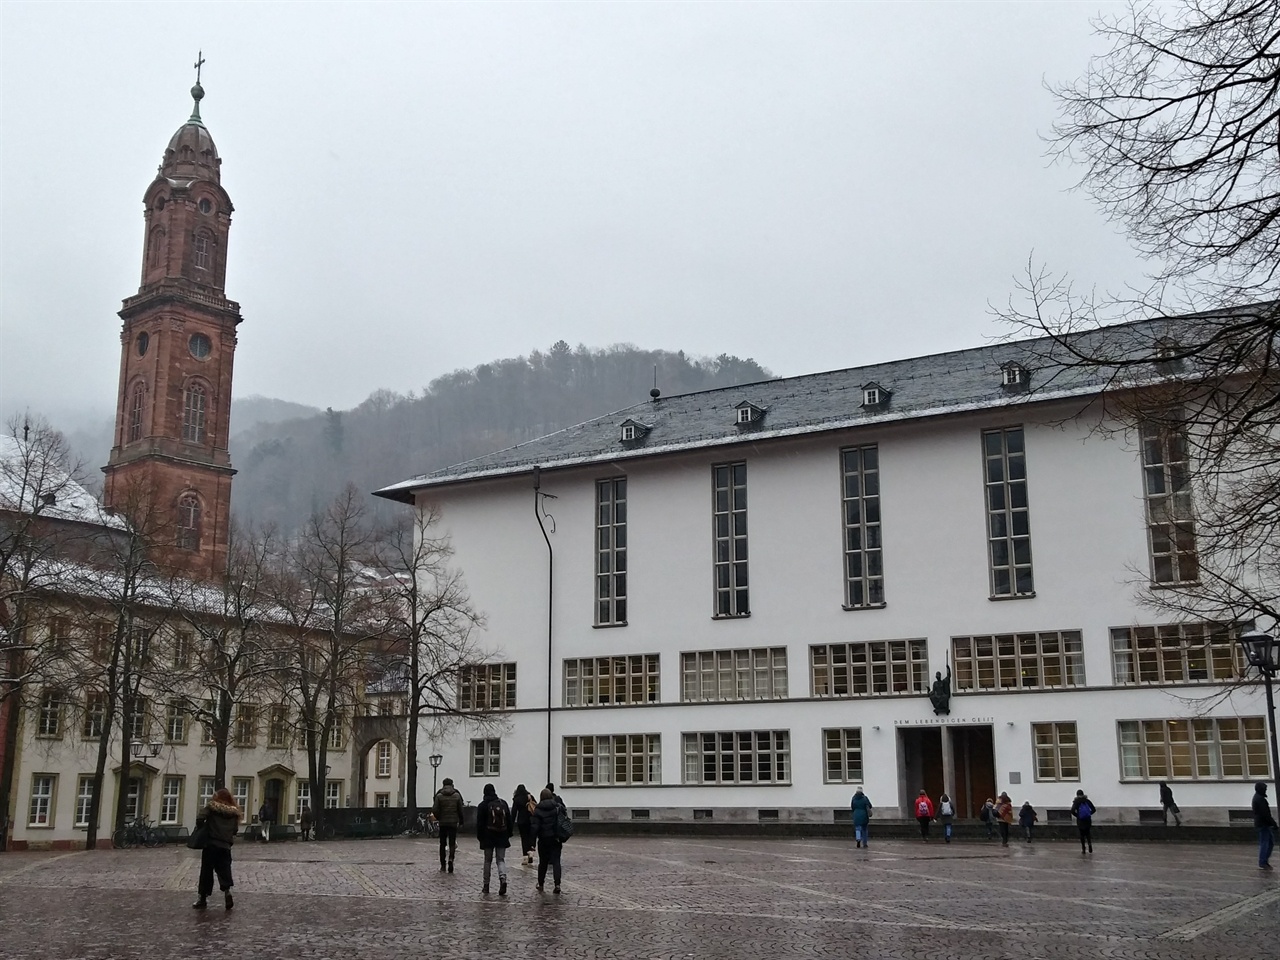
top-left (198, 198), bottom-right (212, 214)
top-left (136, 332), bottom-right (149, 357)
top-left (188, 333), bottom-right (212, 359)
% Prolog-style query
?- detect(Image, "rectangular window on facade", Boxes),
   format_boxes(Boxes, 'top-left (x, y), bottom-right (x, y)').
top-left (563, 734), bottom-right (661, 786)
top-left (458, 663), bottom-right (517, 711)
top-left (376, 793), bottom-right (391, 808)
top-left (165, 701), bottom-right (186, 743)
top-left (83, 692), bottom-right (106, 740)
top-left (124, 777), bottom-right (143, 822)
top-left (712, 462), bottom-right (749, 617)
top-left (376, 741), bottom-right (393, 778)
top-left (1140, 413), bottom-right (1198, 584)
top-left (1032, 722), bottom-right (1080, 781)
top-left (471, 738), bottom-right (501, 777)
top-left (268, 705), bottom-right (288, 747)
top-left (232, 777), bottom-right (251, 813)
top-left (202, 699), bottom-right (217, 745)
top-left (194, 235), bottom-right (210, 270)
top-left (596, 477), bottom-right (628, 625)
top-left (75, 775), bottom-right (95, 828)
top-left (681, 648), bottom-right (787, 702)
top-left (233, 705), bottom-right (256, 747)
top-left (564, 655), bottom-right (660, 706)
top-left (126, 696), bottom-right (148, 741)
top-left (811, 640), bottom-right (928, 697)
top-left (325, 781), bottom-right (343, 809)
top-left (28, 775), bottom-right (55, 827)
top-left (48, 616), bottom-right (71, 651)
top-left (198, 777), bottom-right (216, 810)
top-left (90, 621), bottom-right (113, 661)
top-left (328, 710), bottom-right (346, 750)
top-left (37, 690), bottom-right (63, 738)
top-left (841, 445), bottom-right (885, 608)
top-left (1118, 717), bottom-right (1270, 780)
top-left (681, 731), bottom-right (790, 784)
top-left (160, 776), bottom-right (183, 824)
top-left (823, 728), bottom-right (863, 783)
top-left (983, 427), bottom-right (1034, 597)
top-left (951, 631), bottom-right (1085, 691)
top-left (296, 779), bottom-right (311, 819)
top-left (172, 631), bottom-right (192, 668)
top-left (1111, 623), bottom-right (1242, 685)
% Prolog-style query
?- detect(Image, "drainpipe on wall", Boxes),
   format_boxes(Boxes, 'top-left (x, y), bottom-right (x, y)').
top-left (532, 467), bottom-right (556, 786)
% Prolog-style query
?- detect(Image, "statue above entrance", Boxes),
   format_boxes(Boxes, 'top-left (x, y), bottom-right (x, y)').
top-left (929, 665), bottom-right (952, 715)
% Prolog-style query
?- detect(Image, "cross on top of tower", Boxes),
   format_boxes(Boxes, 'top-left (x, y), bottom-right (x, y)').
top-left (194, 51), bottom-right (206, 83)
top-left (189, 51), bottom-right (207, 123)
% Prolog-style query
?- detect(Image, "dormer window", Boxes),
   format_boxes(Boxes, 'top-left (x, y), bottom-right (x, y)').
top-left (861, 382), bottom-right (890, 409)
top-left (619, 419), bottom-right (650, 444)
top-left (621, 424), bottom-right (637, 441)
top-left (1154, 338), bottom-right (1184, 373)
top-left (735, 402), bottom-right (765, 425)
top-left (737, 407), bottom-right (753, 424)
top-left (1001, 363), bottom-right (1029, 389)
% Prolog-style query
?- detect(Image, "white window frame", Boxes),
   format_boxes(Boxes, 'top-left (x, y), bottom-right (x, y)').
top-left (75, 775), bottom-right (95, 828)
top-left (1140, 412), bottom-right (1198, 584)
top-left (376, 741), bottom-right (393, 778)
top-left (811, 640), bottom-right (927, 697)
top-left (165, 701), bottom-right (186, 743)
top-left (563, 734), bottom-right (661, 786)
top-left (1032, 722), bottom-right (1080, 781)
top-left (37, 690), bottom-right (63, 738)
top-left (840, 444), bottom-right (885, 608)
top-left (564, 654), bottom-right (659, 706)
top-left (822, 728), bottom-right (863, 784)
top-left (470, 738), bottom-right (500, 777)
top-left (712, 462), bottom-right (749, 617)
top-left (160, 776), bottom-right (183, 824)
top-left (325, 780), bottom-right (343, 809)
top-left (595, 477), bottom-right (628, 625)
top-left (198, 777), bottom-right (216, 809)
top-left (232, 777), bottom-right (251, 813)
top-left (233, 704), bottom-right (255, 747)
top-left (983, 426), bottom-right (1033, 597)
top-left (1111, 622), bottom-right (1242, 685)
top-left (681, 648), bottom-right (787, 702)
top-left (296, 778), bottom-right (311, 820)
top-left (28, 775), bottom-right (55, 827)
top-left (83, 691), bottom-right (106, 740)
top-left (952, 631), bottom-right (1085, 691)
top-left (268, 704), bottom-right (288, 747)
top-left (457, 663), bottom-right (517, 711)
top-left (1118, 717), bottom-right (1270, 781)
top-left (681, 731), bottom-right (790, 785)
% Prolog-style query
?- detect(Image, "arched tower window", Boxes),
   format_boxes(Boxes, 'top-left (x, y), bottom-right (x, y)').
top-left (177, 495), bottom-right (201, 551)
top-left (194, 233), bottom-right (211, 271)
top-left (148, 228), bottom-right (164, 269)
top-left (128, 383), bottom-right (146, 443)
top-left (182, 383), bottom-right (207, 443)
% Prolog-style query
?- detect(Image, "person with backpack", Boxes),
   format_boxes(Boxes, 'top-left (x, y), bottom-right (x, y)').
top-left (1070, 789), bottom-right (1095, 854)
top-left (979, 797), bottom-right (995, 840)
top-left (995, 792), bottom-right (1014, 846)
top-left (937, 793), bottom-right (955, 843)
top-left (476, 783), bottom-right (513, 895)
top-left (513, 784), bottom-right (536, 866)
top-left (850, 787), bottom-right (872, 848)
top-left (1159, 782), bottom-right (1182, 827)
top-left (914, 790), bottom-right (935, 840)
top-left (531, 787), bottom-right (567, 893)
top-left (432, 777), bottom-right (465, 873)
top-left (1018, 800), bottom-right (1038, 842)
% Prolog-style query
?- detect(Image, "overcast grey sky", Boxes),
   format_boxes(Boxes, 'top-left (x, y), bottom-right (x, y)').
top-left (0, 1), bottom-right (1142, 425)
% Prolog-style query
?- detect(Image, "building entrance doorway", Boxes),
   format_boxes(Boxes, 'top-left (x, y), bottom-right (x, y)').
top-left (896, 724), bottom-right (996, 818)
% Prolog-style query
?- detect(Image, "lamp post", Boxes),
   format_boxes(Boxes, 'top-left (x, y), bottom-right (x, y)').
top-left (130, 739), bottom-right (162, 761)
top-left (1237, 630), bottom-right (1280, 789)
top-left (429, 753), bottom-right (443, 798)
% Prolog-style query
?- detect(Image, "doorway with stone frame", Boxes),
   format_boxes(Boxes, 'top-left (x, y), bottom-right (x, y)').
top-left (896, 724), bottom-right (996, 818)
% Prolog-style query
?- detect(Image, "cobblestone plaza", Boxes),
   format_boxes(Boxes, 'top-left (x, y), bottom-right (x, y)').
top-left (1, 836), bottom-right (1277, 959)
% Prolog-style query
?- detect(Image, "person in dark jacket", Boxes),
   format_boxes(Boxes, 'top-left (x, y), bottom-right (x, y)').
top-left (1252, 781), bottom-right (1276, 870)
top-left (850, 787), bottom-right (872, 848)
top-left (995, 792), bottom-right (1014, 847)
top-left (433, 777), bottom-right (465, 872)
top-left (530, 787), bottom-right (565, 893)
top-left (299, 803), bottom-right (313, 841)
top-left (513, 784), bottom-right (536, 865)
top-left (194, 787), bottom-right (242, 910)
top-left (476, 783), bottom-right (513, 895)
top-left (1070, 789), bottom-right (1095, 854)
top-left (1159, 782), bottom-right (1181, 826)
top-left (1018, 800), bottom-right (1038, 842)
top-left (979, 797), bottom-right (996, 840)
top-left (257, 798), bottom-right (275, 843)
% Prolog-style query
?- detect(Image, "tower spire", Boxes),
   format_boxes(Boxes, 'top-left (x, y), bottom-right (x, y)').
top-left (190, 51), bottom-right (206, 123)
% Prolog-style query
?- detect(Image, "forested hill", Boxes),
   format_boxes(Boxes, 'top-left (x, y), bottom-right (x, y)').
top-left (230, 341), bottom-right (770, 530)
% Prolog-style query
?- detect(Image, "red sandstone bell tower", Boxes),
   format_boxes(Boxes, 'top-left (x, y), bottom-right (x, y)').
top-left (103, 65), bottom-right (240, 579)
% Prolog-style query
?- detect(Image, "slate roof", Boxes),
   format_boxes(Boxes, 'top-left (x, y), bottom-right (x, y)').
top-left (0, 435), bottom-right (126, 530)
top-left (373, 309), bottom-right (1240, 502)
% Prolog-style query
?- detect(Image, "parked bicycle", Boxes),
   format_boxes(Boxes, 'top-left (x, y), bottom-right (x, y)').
top-left (400, 811), bottom-right (439, 838)
top-left (112, 816), bottom-right (165, 849)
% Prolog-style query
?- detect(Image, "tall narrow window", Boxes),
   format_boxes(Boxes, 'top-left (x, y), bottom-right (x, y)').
top-left (1140, 413), bottom-right (1198, 583)
top-left (160, 776), bottom-right (183, 824)
top-left (983, 427), bottom-right (1033, 597)
top-left (128, 383), bottom-right (146, 442)
top-left (712, 462), bottom-right (749, 617)
top-left (148, 227), bottom-right (164, 268)
top-left (376, 741), bottom-right (393, 778)
top-left (595, 478), bottom-right (627, 624)
top-left (841, 445), bottom-right (884, 607)
top-left (182, 383), bottom-right (207, 443)
top-left (82, 691), bottom-right (106, 739)
top-left (194, 233), bottom-right (210, 271)
top-left (75, 776), bottom-right (95, 828)
top-left (177, 495), bottom-right (201, 551)
top-left (28, 776), bottom-right (55, 827)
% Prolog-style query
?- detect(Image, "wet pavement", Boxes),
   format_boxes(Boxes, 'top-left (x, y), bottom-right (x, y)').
top-left (1, 834), bottom-right (1277, 958)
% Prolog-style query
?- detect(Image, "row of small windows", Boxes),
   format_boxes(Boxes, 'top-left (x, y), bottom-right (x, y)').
top-left (594, 416), bottom-right (1198, 625)
top-left (553, 718), bottom-right (1270, 787)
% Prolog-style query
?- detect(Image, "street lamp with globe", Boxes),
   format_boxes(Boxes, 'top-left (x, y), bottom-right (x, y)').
top-left (1237, 629), bottom-right (1280, 789)
top-left (429, 753), bottom-right (443, 798)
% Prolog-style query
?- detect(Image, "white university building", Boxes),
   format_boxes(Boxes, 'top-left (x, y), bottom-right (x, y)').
top-left (376, 314), bottom-right (1272, 826)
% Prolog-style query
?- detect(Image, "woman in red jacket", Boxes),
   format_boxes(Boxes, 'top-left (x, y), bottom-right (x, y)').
top-left (914, 790), bottom-right (935, 840)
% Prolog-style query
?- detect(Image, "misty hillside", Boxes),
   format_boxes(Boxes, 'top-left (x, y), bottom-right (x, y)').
top-left (229, 342), bottom-right (770, 530)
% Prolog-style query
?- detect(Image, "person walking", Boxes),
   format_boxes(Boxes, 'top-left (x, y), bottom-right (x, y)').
top-left (995, 792), bottom-right (1014, 847)
top-left (257, 799), bottom-right (275, 843)
top-left (914, 790), bottom-right (935, 841)
top-left (938, 793), bottom-right (955, 843)
top-left (850, 787), bottom-right (873, 848)
top-left (979, 797), bottom-right (996, 840)
top-left (1070, 789), bottom-right (1095, 854)
top-left (476, 783), bottom-right (513, 895)
top-left (299, 803), bottom-right (313, 841)
top-left (531, 787), bottom-right (565, 893)
top-left (193, 787), bottom-right (242, 910)
top-left (1252, 782), bottom-right (1276, 870)
top-left (1019, 800), bottom-right (1038, 842)
top-left (1159, 782), bottom-right (1182, 827)
top-left (433, 777), bottom-right (465, 873)
top-left (513, 784), bottom-right (536, 866)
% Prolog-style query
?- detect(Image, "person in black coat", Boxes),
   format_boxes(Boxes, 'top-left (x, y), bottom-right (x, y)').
top-left (530, 788), bottom-right (565, 893)
top-left (1159, 782), bottom-right (1181, 826)
top-left (1252, 781), bottom-right (1276, 870)
top-left (194, 788), bottom-right (242, 910)
top-left (476, 783), bottom-right (513, 895)
top-left (513, 784), bottom-right (535, 866)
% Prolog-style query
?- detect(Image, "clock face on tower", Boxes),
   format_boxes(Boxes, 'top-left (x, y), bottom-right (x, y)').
top-left (189, 333), bottom-right (212, 359)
